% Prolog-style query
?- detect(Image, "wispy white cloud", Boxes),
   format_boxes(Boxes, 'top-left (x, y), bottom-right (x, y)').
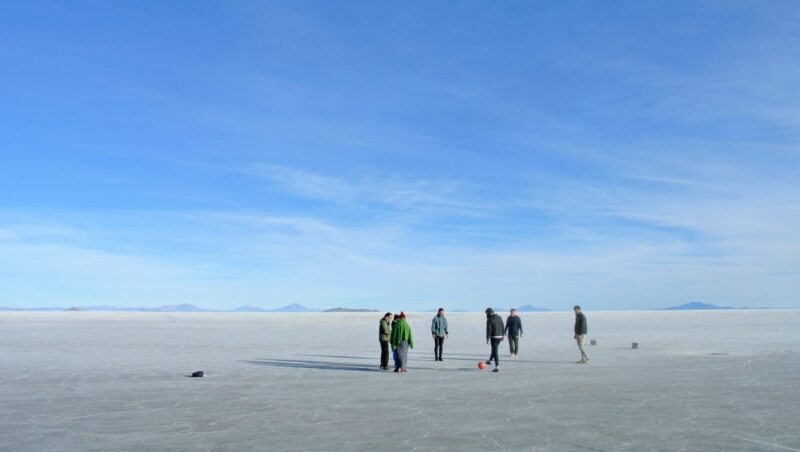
top-left (244, 163), bottom-right (485, 215)
top-left (3, 197), bottom-right (798, 310)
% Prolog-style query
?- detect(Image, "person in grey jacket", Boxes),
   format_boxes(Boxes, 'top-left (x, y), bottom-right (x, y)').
top-left (574, 305), bottom-right (589, 364)
top-left (485, 308), bottom-right (505, 372)
top-left (431, 308), bottom-right (449, 361)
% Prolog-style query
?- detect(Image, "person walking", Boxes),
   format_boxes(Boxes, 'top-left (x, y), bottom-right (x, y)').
top-left (431, 308), bottom-right (449, 361)
top-left (379, 313), bottom-right (393, 370)
top-left (485, 308), bottom-right (504, 372)
top-left (391, 312), bottom-right (414, 373)
top-left (505, 308), bottom-right (523, 356)
top-left (574, 305), bottom-right (589, 364)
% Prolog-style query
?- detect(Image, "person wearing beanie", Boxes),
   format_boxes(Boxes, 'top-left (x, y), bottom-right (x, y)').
top-left (378, 312), bottom-right (393, 370)
top-left (430, 308), bottom-right (449, 361)
top-left (485, 308), bottom-right (505, 372)
top-left (390, 312), bottom-right (414, 373)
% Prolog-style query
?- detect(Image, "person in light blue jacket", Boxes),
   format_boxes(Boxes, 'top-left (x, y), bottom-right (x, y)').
top-left (431, 308), bottom-right (449, 361)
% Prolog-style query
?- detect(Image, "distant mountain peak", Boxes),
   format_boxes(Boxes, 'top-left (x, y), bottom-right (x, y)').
top-left (153, 303), bottom-right (206, 312)
top-left (659, 301), bottom-right (735, 310)
top-left (271, 303), bottom-right (321, 312)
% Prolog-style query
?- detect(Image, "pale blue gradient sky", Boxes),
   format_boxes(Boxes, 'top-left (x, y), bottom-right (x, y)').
top-left (1, 1), bottom-right (798, 310)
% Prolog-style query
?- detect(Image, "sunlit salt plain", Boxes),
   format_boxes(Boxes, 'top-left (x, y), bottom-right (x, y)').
top-left (1, 310), bottom-right (798, 451)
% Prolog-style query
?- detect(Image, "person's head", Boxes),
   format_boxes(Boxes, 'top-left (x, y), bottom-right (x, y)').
top-left (510, 308), bottom-right (517, 316)
top-left (573, 305), bottom-right (582, 314)
top-left (399, 312), bottom-right (406, 320)
top-left (437, 308), bottom-right (445, 316)
top-left (384, 312), bottom-right (393, 320)
top-left (485, 307), bottom-right (494, 318)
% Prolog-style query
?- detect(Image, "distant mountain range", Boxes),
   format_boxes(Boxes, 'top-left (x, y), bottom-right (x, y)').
top-left (6, 302), bottom-right (763, 312)
top-left (324, 307), bottom-right (380, 313)
top-left (0, 303), bottom-right (325, 313)
top-left (480, 305), bottom-right (552, 313)
top-left (658, 302), bottom-right (737, 310)
top-left (273, 303), bottom-right (322, 313)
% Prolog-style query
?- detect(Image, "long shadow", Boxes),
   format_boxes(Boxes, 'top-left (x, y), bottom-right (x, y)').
top-left (299, 354), bottom-right (374, 361)
top-left (243, 359), bottom-right (377, 372)
top-left (409, 356), bottom-right (577, 365)
top-left (299, 353), bottom-right (576, 365)
top-left (243, 358), bottom-right (484, 373)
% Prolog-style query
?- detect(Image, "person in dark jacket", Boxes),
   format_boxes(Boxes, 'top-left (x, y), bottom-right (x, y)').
top-left (574, 305), bottom-right (589, 364)
top-left (379, 312), bottom-right (393, 370)
top-left (431, 308), bottom-right (449, 361)
top-left (391, 313), bottom-right (400, 371)
top-left (485, 308), bottom-right (505, 372)
top-left (505, 308), bottom-right (523, 356)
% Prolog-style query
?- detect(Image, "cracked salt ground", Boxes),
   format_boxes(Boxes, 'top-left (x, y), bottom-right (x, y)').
top-left (1, 310), bottom-right (799, 451)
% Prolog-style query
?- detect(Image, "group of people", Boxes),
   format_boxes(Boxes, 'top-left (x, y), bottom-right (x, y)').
top-left (378, 306), bottom-right (590, 373)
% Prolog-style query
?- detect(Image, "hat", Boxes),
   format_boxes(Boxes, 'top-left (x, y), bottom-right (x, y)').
top-left (485, 308), bottom-right (494, 315)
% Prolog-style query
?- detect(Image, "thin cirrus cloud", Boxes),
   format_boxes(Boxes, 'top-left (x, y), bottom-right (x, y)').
top-left (244, 163), bottom-right (484, 214)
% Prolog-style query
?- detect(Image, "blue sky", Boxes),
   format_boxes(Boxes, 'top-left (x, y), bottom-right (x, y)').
top-left (1, 1), bottom-right (798, 310)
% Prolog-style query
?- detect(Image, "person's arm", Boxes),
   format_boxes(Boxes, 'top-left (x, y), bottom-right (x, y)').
top-left (431, 318), bottom-right (436, 337)
top-left (444, 317), bottom-right (448, 335)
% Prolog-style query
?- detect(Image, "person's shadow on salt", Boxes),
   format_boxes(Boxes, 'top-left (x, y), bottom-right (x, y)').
top-left (242, 358), bottom-right (377, 372)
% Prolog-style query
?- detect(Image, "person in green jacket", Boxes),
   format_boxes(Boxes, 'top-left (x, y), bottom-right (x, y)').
top-left (390, 312), bottom-right (413, 373)
top-left (378, 312), bottom-right (393, 371)
top-left (431, 308), bottom-right (449, 361)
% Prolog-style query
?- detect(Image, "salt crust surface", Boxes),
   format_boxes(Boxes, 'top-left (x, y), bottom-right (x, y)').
top-left (1, 310), bottom-right (798, 451)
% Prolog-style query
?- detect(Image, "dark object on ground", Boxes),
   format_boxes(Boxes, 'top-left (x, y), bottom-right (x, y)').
top-left (590, 339), bottom-right (597, 345)
top-left (191, 371), bottom-right (206, 378)
top-left (631, 343), bottom-right (639, 349)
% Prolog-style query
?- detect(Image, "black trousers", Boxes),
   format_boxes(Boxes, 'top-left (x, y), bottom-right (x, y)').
top-left (380, 340), bottom-right (390, 368)
top-left (489, 337), bottom-right (502, 366)
top-left (434, 336), bottom-right (445, 359)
